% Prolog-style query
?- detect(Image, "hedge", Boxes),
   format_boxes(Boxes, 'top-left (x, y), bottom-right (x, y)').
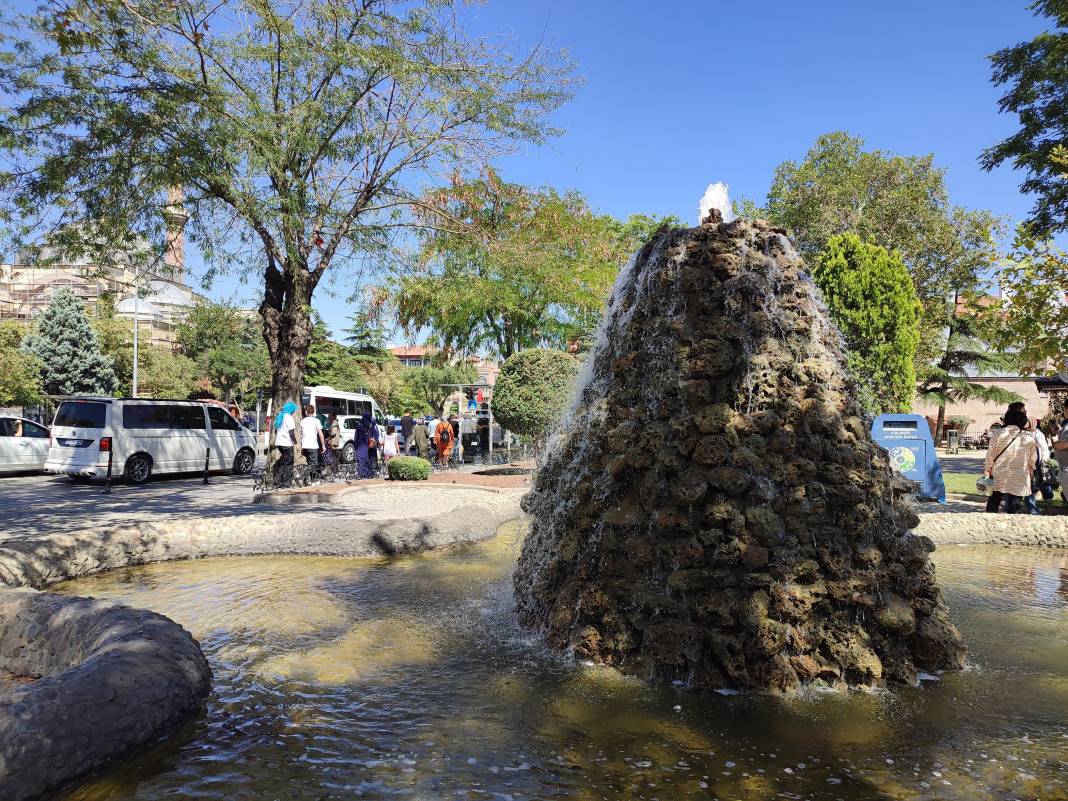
top-left (387, 455), bottom-right (432, 481)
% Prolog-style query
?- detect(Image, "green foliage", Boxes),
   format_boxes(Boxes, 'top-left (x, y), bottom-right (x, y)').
top-left (492, 349), bottom-right (578, 441)
top-left (0, 0), bottom-right (575, 406)
top-left (992, 229), bottom-right (1068, 372)
top-left (0, 321), bottom-right (42, 407)
top-left (813, 234), bottom-right (921, 415)
top-left (386, 456), bottom-right (432, 481)
top-left (23, 288), bottom-right (116, 396)
top-left (178, 303), bottom-right (270, 403)
top-left (396, 169), bottom-right (677, 358)
top-left (401, 364), bottom-right (479, 414)
top-left (342, 310), bottom-right (389, 358)
top-left (982, 0), bottom-right (1068, 235)
top-left (139, 347), bottom-right (199, 398)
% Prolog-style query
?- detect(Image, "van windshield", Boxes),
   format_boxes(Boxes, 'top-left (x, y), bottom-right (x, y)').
top-left (54, 401), bottom-right (107, 429)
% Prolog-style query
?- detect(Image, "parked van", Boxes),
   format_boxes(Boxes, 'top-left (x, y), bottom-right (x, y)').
top-left (45, 398), bottom-right (259, 484)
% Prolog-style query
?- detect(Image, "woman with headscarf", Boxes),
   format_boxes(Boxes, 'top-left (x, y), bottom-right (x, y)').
top-left (355, 411), bottom-right (379, 478)
top-left (273, 401), bottom-right (298, 485)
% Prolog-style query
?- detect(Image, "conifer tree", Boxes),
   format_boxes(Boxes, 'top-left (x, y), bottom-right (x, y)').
top-left (24, 289), bottom-right (117, 396)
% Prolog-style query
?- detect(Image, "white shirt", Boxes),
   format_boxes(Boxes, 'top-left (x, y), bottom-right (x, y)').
top-left (383, 432), bottom-right (398, 457)
top-left (300, 416), bottom-right (323, 450)
top-left (428, 419), bottom-right (439, 437)
top-left (275, 413), bottom-right (296, 447)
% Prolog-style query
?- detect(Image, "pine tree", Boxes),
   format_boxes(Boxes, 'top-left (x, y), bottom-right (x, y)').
top-left (24, 288), bottom-right (117, 396)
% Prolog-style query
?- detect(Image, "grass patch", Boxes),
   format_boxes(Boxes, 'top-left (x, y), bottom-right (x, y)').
top-left (941, 471), bottom-right (981, 496)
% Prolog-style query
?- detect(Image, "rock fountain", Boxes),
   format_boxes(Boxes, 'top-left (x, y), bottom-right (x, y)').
top-left (514, 210), bottom-right (965, 692)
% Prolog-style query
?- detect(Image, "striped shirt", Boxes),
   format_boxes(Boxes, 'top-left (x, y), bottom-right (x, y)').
top-left (983, 426), bottom-right (1038, 498)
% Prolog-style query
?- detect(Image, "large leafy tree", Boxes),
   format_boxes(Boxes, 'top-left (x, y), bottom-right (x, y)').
top-left (177, 301), bottom-right (269, 403)
top-left (993, 229), bottom-right (1068, 373)
top-left (401, 363), bottom-right (478, 412)
top-left (0, 321), bottom-right (42, 407)
top-left (23, 288), bottom-right (116, 395)
top-left (745, 131), bottom-right (1004, 365)
top-left (395, 169), bottom-right (674, 359)
top-left (982, 0), bottom-right (1068, 235)
top-left (139, 346), bottom-right (200, 398)
top-left (0, 0), bottom-right (574, 424)
top-left (812, 234), bottom-right (921, 416)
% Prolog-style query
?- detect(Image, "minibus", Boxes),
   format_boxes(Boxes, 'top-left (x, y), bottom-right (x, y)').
top-left (46, 398), bottom-right (259, 483)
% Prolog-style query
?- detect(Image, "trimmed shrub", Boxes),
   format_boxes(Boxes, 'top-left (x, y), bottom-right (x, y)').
top-left (387, 456), bottom-right (432, 481)
top-left (492, 348), bottom-right (579, 443)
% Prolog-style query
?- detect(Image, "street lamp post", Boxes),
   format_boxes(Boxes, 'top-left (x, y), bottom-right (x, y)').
top-left (131, 264), bottom-right (139, 398)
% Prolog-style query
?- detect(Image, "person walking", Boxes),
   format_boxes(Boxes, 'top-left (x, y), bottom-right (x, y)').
top-left (1054, 417), bottom-right (1068, 506)
top-left (355, 412), bottom-right (378, 478)
top-left (434, 413), bottom-right (454, 466)
top-left (412, 418), bottom-right (431, 460)
top-left (273, 401), bottom-right (298, 485)
top-left (984, 407), bottom-right (1039, 514)
top-left (428, 415), bottom-right (439, 444)
top-left (382, 424), bottom-right (399, 463)
top-left (300, 404), bottom-right (325, 481)
top-left (400, 410), bottom-right (415, 455)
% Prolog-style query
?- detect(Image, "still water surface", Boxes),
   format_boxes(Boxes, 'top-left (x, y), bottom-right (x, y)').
top-left (54, 528), bottom-right (1068, 800)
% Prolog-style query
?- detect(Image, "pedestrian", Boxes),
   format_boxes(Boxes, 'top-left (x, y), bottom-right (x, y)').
top-left (381, 424), bottom-right (400, 463)
top-left (400, 410), bottom-right (415, 455)
top-left (412, 418), bottom-right (430, 460)
top-left (1054, 417), bottom-right (1068, 506)
top-left (428, 415), bottom-right (439, 443)
top-left (328, 412), bottom-right (342, 456)
top-left (983, 406), bottom-right (1039, 514)
top-left (355, 411), bottom-right (378, 478)
top-left (273, 401), bottom-right (298, 485)
top-left (228, 402), bottom-right (241, 422)
top-left (434, 413), bottom-right (454, 466)
top-left (300, 404), bottom-right (325, 480)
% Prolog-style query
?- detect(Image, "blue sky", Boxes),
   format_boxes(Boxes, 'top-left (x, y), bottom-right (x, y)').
top-left (192, 1), bottom-right (1053, 338)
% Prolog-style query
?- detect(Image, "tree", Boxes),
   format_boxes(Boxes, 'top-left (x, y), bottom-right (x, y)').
top-left (992, 229), bottom-right (1068, 373)
top-left (0, 1), bottom-right (574, 427)
top-left (982, 0), bottom-right (1068, 236)
top-left (23, 288), bottom-right (116, 395)
top-left (812, 234), bottom-right (921, 415)
top-left (396, 170), bottom-right (675, 359)
top-left (0, 321), bottom-right (42, 407)
top-left (491, 348), bottom-right (578, 442)
top-left (178, 303), bottom-right (270, 403)
top-left (402, 364), bottom-right (478, 413)
top-left (139, 346), bottom-right (199, 398)
top-left (916, 292), bottom-right (1021, 442)
top-left (341, 310), bottom-right (388, 358)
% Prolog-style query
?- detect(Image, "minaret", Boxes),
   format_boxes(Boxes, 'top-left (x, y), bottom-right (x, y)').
top-left (162, 186), bottom-right (188, 284)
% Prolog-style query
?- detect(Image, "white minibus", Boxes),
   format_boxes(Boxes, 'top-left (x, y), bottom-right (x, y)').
top-left (45, 398), bottom-right (259, 484)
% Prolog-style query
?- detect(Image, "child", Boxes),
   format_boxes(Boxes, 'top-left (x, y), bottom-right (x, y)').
top-left (382, 424), bottom-right (399, 462)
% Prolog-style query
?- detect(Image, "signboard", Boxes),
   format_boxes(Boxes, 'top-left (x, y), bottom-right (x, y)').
top-left (467, 398), bottom-right (478, 413)
top-left (870, 414), bottom-right (945, 503)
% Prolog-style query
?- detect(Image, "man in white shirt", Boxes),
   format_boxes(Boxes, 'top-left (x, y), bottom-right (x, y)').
top-left (300, 404), bottom-right (325, 479)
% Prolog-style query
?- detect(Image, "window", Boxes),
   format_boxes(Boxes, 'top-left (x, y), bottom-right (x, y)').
top-left (22, 421), bottom-right (48, 438)
top-left (343, 418), bottom-right (359, 430)
top-left (55, 401), bottom-right (107, 429)
top-left (315, 396), bottom-right (345, 416)
top-left (208, 406), bottom-right (241, 431)
top-left (123, 404), bottom-right (171, 429)
top-left (0, 419), bottom-right (14, 437)
top-left (171, 405), bottom-right (206, 430)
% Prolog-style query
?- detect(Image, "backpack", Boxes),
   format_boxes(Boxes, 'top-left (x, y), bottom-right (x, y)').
top-left (439, 425), bottom-right (452, 446)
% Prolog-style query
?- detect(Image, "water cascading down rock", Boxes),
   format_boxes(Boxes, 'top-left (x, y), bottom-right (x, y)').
top-left (514, 213), bottom-right (965, 692)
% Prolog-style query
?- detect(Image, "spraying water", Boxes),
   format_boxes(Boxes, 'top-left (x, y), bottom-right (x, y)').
top-left (698, 181), bottom-right (734, 224)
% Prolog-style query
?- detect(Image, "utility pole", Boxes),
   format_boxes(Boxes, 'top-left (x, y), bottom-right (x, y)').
top-left (131, 264), bottom-right (139, 397)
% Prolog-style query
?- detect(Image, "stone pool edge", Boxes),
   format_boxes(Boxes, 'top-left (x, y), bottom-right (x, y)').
top-left (915, 511), bottom-right (1068, 548)
top-left (0, 487), bottom-right (523, 801)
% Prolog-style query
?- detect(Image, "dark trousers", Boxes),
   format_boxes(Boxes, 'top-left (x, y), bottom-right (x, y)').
top-left (986, 491), bottom-right (1023, 514)
top-left (302, 448), bottom-right (320, 478)
top-left (275, 446), bottom-right (294, 485)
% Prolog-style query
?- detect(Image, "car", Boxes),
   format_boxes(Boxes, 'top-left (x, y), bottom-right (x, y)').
top-left (0, 416), bottom-right (51, 474)
top-left (46, 398), bottom-right (259, 484)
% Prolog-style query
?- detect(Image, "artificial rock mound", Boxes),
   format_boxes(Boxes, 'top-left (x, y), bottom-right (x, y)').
top-left (514, 214), bottom-right (965, 693)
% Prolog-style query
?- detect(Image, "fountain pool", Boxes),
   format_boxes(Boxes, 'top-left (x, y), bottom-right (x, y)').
top-left (53, 528), bottom-right (1068, 800)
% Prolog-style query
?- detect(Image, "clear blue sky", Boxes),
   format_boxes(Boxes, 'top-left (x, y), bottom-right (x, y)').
top-left (195, 1), bottom-right (1053, 337)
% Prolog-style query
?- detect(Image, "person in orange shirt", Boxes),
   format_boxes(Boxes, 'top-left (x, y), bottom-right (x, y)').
top-left (433, 413), bottom-right (455, 465)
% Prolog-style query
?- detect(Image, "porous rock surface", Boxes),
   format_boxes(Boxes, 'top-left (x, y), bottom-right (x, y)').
top-left (514, 214), bottom-right (966, 693)
top-left (0, 589), bottom-right (211, 801)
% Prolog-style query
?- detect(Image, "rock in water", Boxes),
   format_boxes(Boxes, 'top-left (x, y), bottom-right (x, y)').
top-left (514, 217), bottom-right (965, 693)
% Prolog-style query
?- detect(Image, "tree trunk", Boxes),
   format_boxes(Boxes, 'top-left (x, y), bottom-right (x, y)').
top-left (260, 259), bottom-right (314, 466)
top-left (935, 402), bottom-right (946, 446)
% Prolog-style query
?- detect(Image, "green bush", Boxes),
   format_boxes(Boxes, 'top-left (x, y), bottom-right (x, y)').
top-left (492, 348), bottom-right (579, 442)
top-left (387, 456), bottom-right (432, 481)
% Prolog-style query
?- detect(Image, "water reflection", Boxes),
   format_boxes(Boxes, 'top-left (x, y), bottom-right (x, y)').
top-left (54, 533), bottom-right (1068, 800)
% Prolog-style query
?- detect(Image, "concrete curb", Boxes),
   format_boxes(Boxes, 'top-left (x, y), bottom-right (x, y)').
top-left (259, 480), bottom-right (512, 505)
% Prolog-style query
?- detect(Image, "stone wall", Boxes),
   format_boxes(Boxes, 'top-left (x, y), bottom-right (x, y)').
top-left (0, 589), bottom-right (211, 801)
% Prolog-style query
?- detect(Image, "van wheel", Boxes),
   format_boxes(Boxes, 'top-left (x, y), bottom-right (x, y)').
top-left (124, 454), bottom-right (153, 484)
top-left (342, 442), bottom-right (356, 463)
top-left (233, 448), bottom-right (255, 475)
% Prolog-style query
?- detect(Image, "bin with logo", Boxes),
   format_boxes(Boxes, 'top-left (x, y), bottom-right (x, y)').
top-left (870, 414), bottom-right (946, 503)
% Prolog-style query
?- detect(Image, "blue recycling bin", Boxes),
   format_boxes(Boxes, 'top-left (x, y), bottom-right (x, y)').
top-left (870, 414), bottom-right (945, 503)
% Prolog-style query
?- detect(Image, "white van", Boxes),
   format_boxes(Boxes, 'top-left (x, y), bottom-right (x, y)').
top-left (46, 398), bottom-right (259, 484)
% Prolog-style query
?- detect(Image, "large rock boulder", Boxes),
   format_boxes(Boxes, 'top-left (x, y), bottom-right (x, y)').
top-left (514, 214), bottom-right (965, 693)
